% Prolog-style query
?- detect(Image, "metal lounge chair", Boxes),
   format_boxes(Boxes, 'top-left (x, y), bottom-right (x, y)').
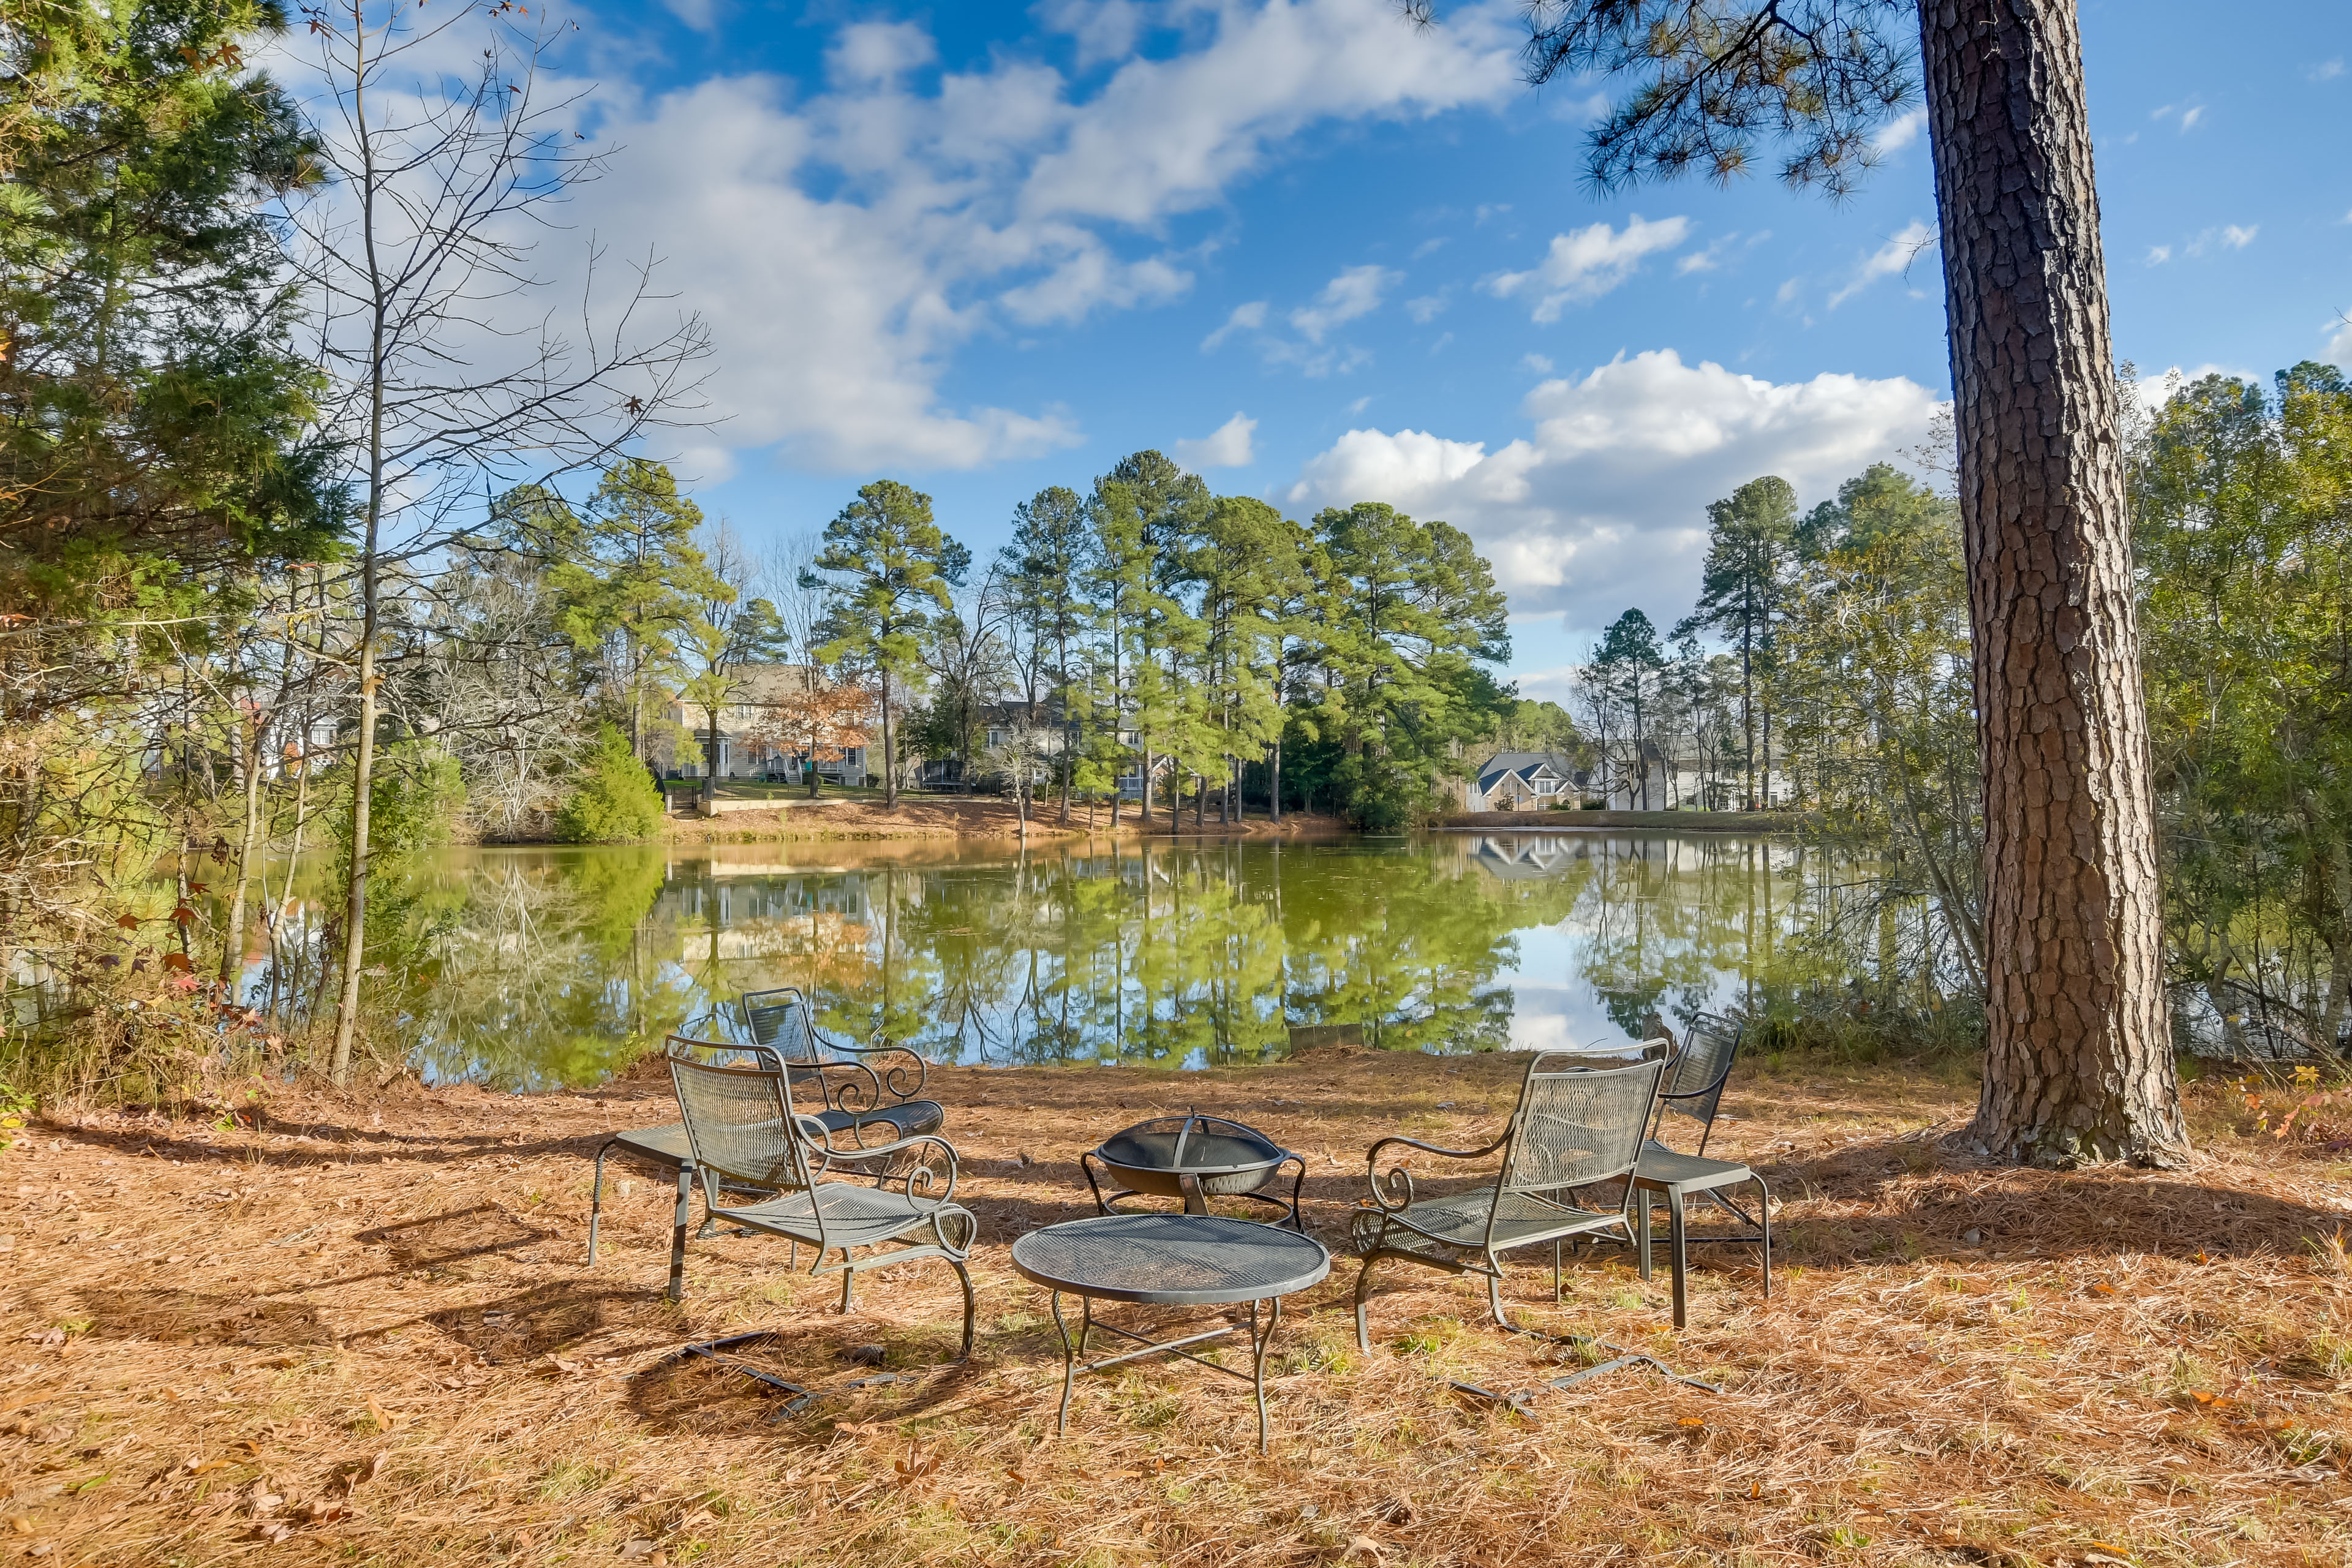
top-left (1351, 1051), bottom-right (1667, 1353)
top-left (739, 986), bottom-right (943, 1145)
top-left (665, 1033), bottom-right (979, 1360)
top-left (1630, 1012), bottom-right (1772, 1328)
top-left (585, 1030), bottom-right (941, 1298)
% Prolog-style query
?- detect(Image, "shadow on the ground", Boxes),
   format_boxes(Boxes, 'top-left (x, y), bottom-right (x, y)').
top-left (1745, 1134), bottom-right (2352, 1267)
top-left (69, 1286), bottom-right (331, 1346)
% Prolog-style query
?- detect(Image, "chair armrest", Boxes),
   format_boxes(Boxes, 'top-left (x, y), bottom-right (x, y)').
top-left (823, 1037), bottom-right (930, 1102)
top-left (818, 1131), bottom-right (962, 1215)
top-left (1363, 1129), bottom-right (1509, 1215)
top-left (790, 1055), bottom-right (888, 1115)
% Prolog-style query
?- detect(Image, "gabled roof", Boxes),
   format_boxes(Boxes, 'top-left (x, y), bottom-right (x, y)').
top-left (1477, 750), bottom-right (1574, 793)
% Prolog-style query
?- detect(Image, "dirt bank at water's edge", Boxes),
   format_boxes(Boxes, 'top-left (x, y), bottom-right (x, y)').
top-left (1438, 808), bottom-right (1804, 831)
top-left (659, 794), bottom-right (1354, 843)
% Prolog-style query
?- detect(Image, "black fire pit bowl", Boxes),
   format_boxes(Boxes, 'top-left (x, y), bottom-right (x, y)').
top-left (1081, 1111), bottom-right (1306, 1231)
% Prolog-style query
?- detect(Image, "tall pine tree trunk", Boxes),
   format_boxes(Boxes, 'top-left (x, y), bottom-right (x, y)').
top-left (1920, 0), bottom-right (2185, 1165)
top-left (880, 675), bottom-right (896, 809)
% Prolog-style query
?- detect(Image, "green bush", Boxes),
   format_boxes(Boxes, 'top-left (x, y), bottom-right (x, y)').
top-left (555, 724), bottom-right (665, 843)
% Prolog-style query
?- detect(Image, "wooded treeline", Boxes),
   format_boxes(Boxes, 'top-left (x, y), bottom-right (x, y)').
top-left (1582, 366), bottom-right (2352, 1060)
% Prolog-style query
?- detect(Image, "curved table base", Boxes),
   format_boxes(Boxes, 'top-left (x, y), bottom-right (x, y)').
top-left (1048, 1291), bottom-right (1285, 1455)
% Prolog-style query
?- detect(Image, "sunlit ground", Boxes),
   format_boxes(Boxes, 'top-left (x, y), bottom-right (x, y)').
top-left (8, 1047), bottom-right (2349, 1566)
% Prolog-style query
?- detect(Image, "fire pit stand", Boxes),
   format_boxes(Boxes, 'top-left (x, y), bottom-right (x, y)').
top-left (1081, 1111), bottom-right (1307, 1231)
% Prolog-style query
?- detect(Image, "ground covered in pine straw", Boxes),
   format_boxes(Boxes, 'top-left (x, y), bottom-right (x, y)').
top-left (7, 1048), bottom-right (2352, 1567)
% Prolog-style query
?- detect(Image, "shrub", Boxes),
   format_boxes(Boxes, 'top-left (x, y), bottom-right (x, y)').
top-left (555, 725), bottom-right (666, 843)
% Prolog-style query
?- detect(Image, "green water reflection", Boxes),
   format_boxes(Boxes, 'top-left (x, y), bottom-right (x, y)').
top-left (292, 832), bottom-right (1876, 1090)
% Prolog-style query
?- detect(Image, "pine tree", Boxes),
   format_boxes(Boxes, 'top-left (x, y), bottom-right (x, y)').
top-left (805, 480), bottom-right (965, 808)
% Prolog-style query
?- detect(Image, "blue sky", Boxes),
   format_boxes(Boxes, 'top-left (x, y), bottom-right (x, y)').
top-left (524, 0), bottom-right (2351, 701)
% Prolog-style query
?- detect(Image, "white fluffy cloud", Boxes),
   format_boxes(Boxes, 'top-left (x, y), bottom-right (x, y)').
top-left (2330, 321), bottom-right (2352, 369)
top-left (1290, 265), bottom-right (1401, 342)
top-left (1174, 412), bottom-right (1259, 468)
top-left (1483, 215), bottom-right (1691, 321)
top-left (546, 0), bottom-right (1517, 472)
top-left (1284, 349), bottom-right (1943, 625)
top-left (1828, 220), bottom-right (1938, 307)
top-left (1873, 107), bottom-right (1926, 153)
top-left (1202, 300), bottom-right (1270, 351)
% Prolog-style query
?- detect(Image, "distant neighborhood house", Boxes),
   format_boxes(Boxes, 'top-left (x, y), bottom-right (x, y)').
top-left (664, 664), bottom-right (870, 783)
top-left (1467, 752), bottom-right (1583, 812)
top-left (1468, 741), bottom-right (1792, 812)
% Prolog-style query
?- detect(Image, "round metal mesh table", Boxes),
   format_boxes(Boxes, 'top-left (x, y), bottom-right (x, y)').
top-left (1011, 1214), bottom-right (1332, 1452)
top-left (1012, 1213), bottom-right (1329, 1305)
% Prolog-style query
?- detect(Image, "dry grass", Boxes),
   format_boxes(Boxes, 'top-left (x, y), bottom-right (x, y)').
top-left (6, 1050), bottom-right (2351, 1567)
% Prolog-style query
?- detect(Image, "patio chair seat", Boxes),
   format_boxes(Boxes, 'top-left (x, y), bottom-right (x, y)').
top-left (1633, 1143), bottom-right (1756, 1194)
top-left (715, 1172), bottom-right (959, 1252)
top-left (1382, 1188), bottom-right (1631, 1253)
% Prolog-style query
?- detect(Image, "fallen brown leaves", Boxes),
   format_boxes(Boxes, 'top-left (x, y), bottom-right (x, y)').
top-left (0, 1055), bottom-right (2348, 1566)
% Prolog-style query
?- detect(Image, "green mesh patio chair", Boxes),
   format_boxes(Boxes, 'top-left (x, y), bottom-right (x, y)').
top-left (1351, 1052), bottom-right (1667, 1352)
top-left (666, 1033), bottom-right (978, 1359)
top-left (1629, 1012), bottom-right (1773, 1328)
top-left (739, 987), bottom-right (943, 1147)
top-left (586, 1041), bottom-right (786, 1301)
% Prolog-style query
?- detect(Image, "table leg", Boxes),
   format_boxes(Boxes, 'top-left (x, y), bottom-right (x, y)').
top-left (1667, 1185), bottom-right (1688, 1330)
top-left (668, 1162), bottom-right (693, 1302)
top-left (1250, 1295), bottom-right (1283, 1456)
top-left (1050, 1292), bottom-right (1077, 1437)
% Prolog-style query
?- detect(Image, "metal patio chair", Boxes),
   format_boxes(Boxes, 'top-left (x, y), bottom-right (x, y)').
top-left (585, 1031), bottom-right (938, 1296)
top-left (1628, 1012), bottom-right (1773, 1327)
top-left (1351, 1051), bottom-right (1667, 1353)
top-left (666, 1033), bottom-right (979, 1360)
top-left (739, 987), bottom-right (943, 1147)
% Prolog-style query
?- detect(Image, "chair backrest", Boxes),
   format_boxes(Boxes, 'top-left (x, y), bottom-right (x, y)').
top-left (1496, 1052), bottom-right (1666, 1199)
top-left (739, 987), bottom-right (823, 1066)
top-left (1656, 1012), bottom-right (1743, 1146)
top-left (666, 1035), bottom-right (819, 1197)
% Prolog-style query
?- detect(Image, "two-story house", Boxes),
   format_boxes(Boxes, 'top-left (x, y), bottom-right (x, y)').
top-left (665, 665), bottom-right (871, 785)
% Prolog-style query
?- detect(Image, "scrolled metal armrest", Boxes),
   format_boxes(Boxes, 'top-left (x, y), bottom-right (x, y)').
top-left (793, 1056), bottom-right (886, 1115)
top-left (826, 1036), bottom-right (931, 1102)
top-left (1363, 1131), bottom-right (1509, 1216)
top-left (868, 1132), bottom-right (961, 1215)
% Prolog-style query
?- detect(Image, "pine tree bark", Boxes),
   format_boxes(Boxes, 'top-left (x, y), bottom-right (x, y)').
top-left (1920, 0), bottom-right (2186, 1165)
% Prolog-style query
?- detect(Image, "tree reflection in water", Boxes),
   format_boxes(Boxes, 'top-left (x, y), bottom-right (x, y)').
top-left (271, 833), bottom-right (1900, 1089)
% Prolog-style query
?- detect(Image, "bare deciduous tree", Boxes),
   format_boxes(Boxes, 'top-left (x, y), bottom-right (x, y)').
top-left (294, 0), bottom-right (710, 1083)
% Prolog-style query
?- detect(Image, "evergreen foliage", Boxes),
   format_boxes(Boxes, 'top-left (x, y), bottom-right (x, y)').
top-left (554, 724), bottom-right (666, 843)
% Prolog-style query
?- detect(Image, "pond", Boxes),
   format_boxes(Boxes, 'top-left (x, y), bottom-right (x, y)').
top-left (240, 831), bottom-right (1895, 1090)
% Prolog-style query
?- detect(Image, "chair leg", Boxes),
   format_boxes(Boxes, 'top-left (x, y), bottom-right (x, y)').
top-left (1636, 1193), bottom-right (1654, 1281)
top-left (1553, 1239), bottom-right (1564, 1303)
top-left (667, 1163), bottom-right (693, 1303)
top-left (1485, 1256), bottom-right (1512, 1332)
top-left (1667, 1186), bottom-right (1689, 1330)
top-left (1353, 1254), bottom-right (1381, 1354)
top-left (949, 1257), bottom-right (976, 1362)
top-left (839, 1254), bottom-right (856, 1314)
top-left (587, 1140), bottom-right (614, 1265)
top-left (1754, 1173), bottom-right (1773, 1300)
